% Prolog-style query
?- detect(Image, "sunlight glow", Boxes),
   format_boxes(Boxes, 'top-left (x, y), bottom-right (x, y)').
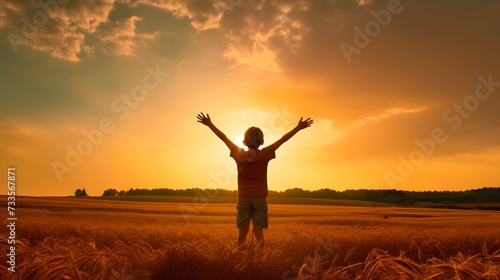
top-left (235, 134), bottom-right (247, 150)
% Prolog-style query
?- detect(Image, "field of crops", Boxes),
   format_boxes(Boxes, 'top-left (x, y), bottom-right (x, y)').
top-left (1, 196), bottom-right (500, 279)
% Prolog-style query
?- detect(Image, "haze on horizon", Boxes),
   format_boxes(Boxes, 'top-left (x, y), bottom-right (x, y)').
top-left (1, 0), bottom-right (499, 196)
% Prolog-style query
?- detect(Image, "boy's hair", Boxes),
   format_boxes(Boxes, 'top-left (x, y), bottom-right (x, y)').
top-left (243, 127), bottom-right (264, 149)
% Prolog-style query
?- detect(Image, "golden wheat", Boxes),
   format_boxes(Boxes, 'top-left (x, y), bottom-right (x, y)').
top-left (1, 200), bottom-right (500, 279)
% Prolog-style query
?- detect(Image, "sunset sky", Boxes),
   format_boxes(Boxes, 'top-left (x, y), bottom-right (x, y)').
top-left (1, 0), bottom-right (499, 196)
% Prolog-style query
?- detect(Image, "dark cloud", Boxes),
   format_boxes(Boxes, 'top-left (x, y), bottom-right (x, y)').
top-left (98, 15), bottom-right (159, 56)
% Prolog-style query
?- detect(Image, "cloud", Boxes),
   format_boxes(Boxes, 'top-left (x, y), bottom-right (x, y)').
top-left (350, 107), bottom-right (426, 127)
top-left (306, 106), bottom-right (426, 150)
top-left (122, 0), bottom-right (308, 71)
top-left (99, 16), bottom-right (159, 57)
top-left (62, 0), bottom-right (115, 33)
top-left (0, 4), bottom-right (7, 28)
top-left (0, 122), bottom-right (43, 157)
top-left (120, 0), bottom-right (229, 30)
top-left (0, 0), bottom-right (161, 61)
top-left (313, 101), bottom-right (500, 163)
top-left (0, 124), bottom-right (40, 136)
top-left (357, 0), bottom-right (372, 6)
top-left (29, 22), bottom-right (85, 62)
top-left (0, 1), bottom-right (26, 28)
top-left (0, 143), bottom-right (28, 157)
top-left (0, 0), bottom-right (311, 67)
top-left (1, 0), bottom-right (112, 61)
top-left (219, 0), bottom-right (307, 72)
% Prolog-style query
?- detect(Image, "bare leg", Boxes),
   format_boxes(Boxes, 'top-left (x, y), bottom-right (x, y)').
top-left (238, 228), bottom-right (249, 246)
top-left (253, 227), bottom-right (264, 248)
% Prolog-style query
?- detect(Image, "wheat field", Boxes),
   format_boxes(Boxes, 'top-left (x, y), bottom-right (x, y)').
top-left (1, 196), bottom-right (500, 279)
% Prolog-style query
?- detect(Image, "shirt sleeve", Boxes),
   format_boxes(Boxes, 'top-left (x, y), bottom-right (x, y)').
top-left (229, 144), bottom-right (242, 158)
top-left (264, 145), bottom-right (276, 160)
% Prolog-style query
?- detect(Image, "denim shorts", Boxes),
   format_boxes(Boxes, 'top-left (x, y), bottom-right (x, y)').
top-left (236, 197), bottom-right (268, 229)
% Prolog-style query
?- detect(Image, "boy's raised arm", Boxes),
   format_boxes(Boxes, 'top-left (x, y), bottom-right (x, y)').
top-left (272, 117), bottom-right (313, 150)
top-left (197, 112), bottom-right (237, 150)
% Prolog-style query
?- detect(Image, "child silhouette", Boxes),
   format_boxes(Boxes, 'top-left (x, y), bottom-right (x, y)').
top-left (197, 112), bottom-right (313, 247)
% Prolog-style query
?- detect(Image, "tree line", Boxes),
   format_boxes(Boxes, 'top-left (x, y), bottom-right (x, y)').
top-left (86, 187), bottom-right (500, 205)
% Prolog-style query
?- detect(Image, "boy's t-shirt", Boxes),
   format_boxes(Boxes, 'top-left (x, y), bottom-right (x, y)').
top-left (230, 145), bottom-right (277, 198)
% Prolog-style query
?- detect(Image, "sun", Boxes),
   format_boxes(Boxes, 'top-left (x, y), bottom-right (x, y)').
top-left (235, 134), bottom-right (247, 150)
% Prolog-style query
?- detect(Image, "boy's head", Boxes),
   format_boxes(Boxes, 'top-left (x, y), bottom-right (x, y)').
top-left (243, 127), bottom-right (264, 149)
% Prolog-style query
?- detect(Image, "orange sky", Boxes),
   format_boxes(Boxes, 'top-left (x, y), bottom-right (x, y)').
top-left (1, 0), bottom-right (500, 196)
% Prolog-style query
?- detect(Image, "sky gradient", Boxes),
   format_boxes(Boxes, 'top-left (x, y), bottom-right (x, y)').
top-left (1, 0), bottom-right (500, 196)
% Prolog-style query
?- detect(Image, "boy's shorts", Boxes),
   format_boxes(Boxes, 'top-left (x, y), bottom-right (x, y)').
top-left (236, 197), bottom-right (268, 229)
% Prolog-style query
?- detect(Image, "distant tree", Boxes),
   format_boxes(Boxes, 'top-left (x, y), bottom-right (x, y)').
top-left (268, 190), bottom-right (280, 197)
top-left (125, 188), bottom-right (135, 196)
top-left (75, 188), bottom-right (88, 197)
top-left (80, 187), bottom-right (500, 203)
top-left (284, 188), bottom-right (307, 197)
top-left (75, 189), bottom-right (82, 197)
top-left (404, 199), bottom-right (415, 207)
top-left (102, 188), bottom-right (118, 196)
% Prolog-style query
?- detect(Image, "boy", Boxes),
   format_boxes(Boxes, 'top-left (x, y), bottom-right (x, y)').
top-left (197, 112), bottom-right (313, 247)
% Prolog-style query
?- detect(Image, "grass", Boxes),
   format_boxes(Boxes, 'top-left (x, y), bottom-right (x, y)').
top-left (1, 196), bottom-right (500, 279)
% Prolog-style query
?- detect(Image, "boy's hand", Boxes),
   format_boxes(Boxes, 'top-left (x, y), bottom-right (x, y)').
top-left (197, 112), bottom-right (213, 126)
top-left (272, 117), bottom-right (314, 149)
top-left (297, 117), bottom-right (313, 130)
